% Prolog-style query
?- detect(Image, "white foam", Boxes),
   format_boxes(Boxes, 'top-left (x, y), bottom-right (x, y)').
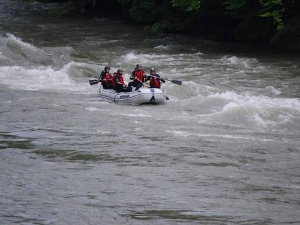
top-left (154, 45), bottom-right (169, 50)
top-left (165, 86), bottom-right (300, 129)
top-left (178, 52), bottom-right (203, 56)
top-left (85, 107), bottom-right (99, 112)
top-left (0, 52), bottom-right (7, 59)
top-left (96, 129), bottom-right (111, 134)
top-left (119, 113), bottom-right (152, 118)
top-left (0, 33), bottom-right (53, 65)
top-left (202, 91), bottom-right (300, 127)
top-left (0, 61), bottom-right (96, 92)
top-left (123, 52), bottom-right (140, 61)
top-left (121, 51), bottom-right (201, 67)
top-left (221, 55), bottom-right (259, 69)
top-left (85, 106), bottom-right (109, 112)
top-left (266, 86), bottom-right (281, 95)
top-left (165, 130), bottom-right (273, 142)
top-left (5, 33), bottom-right (37, 51)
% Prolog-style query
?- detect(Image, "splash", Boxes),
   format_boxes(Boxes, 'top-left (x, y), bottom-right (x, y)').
top-left (221, 55), bottom-right (259, 69)
top-left (0, 61), bottom-right (99, 92)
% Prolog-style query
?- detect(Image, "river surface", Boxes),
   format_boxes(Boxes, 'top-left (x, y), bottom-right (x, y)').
top-left (1, 2), bottom-right (300, 224)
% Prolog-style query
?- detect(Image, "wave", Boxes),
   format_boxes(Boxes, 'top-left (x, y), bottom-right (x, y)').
top-left (114, 51), bottom-right (300, 129)
top-left (121, 51), bottom-right (203, 66)
top-left (171, 90), bottom-right (300, 129)
top-left (5, 33), bottom-right (37, 51)
top-left (0, 34), bottom-right (106, 92)
top-left (0, 61), bottom-right (100, 92)
top-left (220, 55), bottom-right (259, 69)
top-left (0, 35), bottom-right (298, 130)
top-left (119, 52), bottom-right (263, 82)
top-left (0, 33), bottom-right (53, 66)
top-left (154, 45), bottom-right (170, 50)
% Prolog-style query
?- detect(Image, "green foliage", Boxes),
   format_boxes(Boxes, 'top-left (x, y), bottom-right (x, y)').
top-left (48, 3), bottom-right (69, 16)
top-left (148, 16), bottom-right (186, 33)
top-left (118, 0), bottom-right (159, 24)
top-left (223, 0), bottom-right (246, 15)
top-left (129, 0), bottom-right (156, 23)
top-left (223, 0), bottom-right (284, 30)
top-left (171, 0), bottom-right (201, 11)
top-left (259, 0), bottom-right (284, 30)
top-left (32, 0), bottom-right (293, 43)
top-left (147, 22), bottom-right (167, 33)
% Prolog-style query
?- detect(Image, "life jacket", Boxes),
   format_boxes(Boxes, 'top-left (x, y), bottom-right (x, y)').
top-left (112, 73), bottom-right (124, 89)
top-left (131, 70), bottom-right (145, 82)
top-left (102, 72), bottom-right (112, 85)
top-left (149, 75), bottom-right (161, 88)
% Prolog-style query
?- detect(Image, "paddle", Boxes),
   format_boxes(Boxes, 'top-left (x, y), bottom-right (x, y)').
top-left (165, 79), bottom-right (182, 85)
top-left (89, 79), bottom-right (101, 85)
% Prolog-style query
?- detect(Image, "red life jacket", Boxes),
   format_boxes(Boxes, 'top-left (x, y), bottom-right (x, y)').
top-left (112, 73), bottom-right (125, 89)
top-left (118, 75), bottom-right (125, 85)
top-left (150, 76), bottom-right (161, 88)
top-left (102, 73), bottom-right (112, 85)
top-left (132, 70), bottom-right (145, 82)
top-left (112, 73), bottom-right (117, 89)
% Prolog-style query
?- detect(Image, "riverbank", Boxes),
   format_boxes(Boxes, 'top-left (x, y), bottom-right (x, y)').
top-left (16, 0), bottom-right (300, 53)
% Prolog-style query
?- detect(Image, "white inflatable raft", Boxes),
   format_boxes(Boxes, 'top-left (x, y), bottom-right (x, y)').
top-left (99, 85), bottom-right (167, 105)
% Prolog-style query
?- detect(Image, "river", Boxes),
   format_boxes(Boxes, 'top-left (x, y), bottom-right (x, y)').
top-left (0, 2), bottom-right (300, 224)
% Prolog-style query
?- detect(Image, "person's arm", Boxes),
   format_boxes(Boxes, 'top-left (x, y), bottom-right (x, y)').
top-left (103, 73), bottom-right (108, 81)
top-left (101, 71), bottom-right (107, 80)
top-left (159, 75), bottom-right (165, 83)
top-left (152, 74), bottom-right (164, 83)
top-left (143, 72), bottom-right (147, 82)
top-left (156, 74), bottom-right (165, 83)
top-left (145, 75), bottom-right (151, 81)
top-left (116, 76), bottom-right (124, 85)
top-left (130, 71), bottom-right (135, 80)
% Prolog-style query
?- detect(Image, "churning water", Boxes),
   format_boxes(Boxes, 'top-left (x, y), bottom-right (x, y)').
top-left (0, 4), bottom-right (300, 224)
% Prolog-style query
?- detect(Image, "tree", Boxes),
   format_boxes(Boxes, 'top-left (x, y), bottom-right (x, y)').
top-left (171, 0), bottom-right (201, 11)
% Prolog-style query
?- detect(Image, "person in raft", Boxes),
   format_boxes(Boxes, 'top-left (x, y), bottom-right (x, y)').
top-left (112, 69), bottom-right (132, 92)
top-left (99, 66), bottom-right (113, 89)
top-left (128, 64), bottom-right (146, 91)
top-left (146, 68), bottom-right (165, 88)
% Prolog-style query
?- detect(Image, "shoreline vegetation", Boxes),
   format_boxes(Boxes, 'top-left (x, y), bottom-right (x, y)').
top-left (22, 0), bottom-right (300, 52)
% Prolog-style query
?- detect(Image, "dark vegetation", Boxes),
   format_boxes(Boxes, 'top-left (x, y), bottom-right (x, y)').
top-left (27, 0), bottom-right (300, 51)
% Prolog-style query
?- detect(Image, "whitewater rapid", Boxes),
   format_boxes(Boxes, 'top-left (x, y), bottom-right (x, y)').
top-left (1, 16), bottom-right (300, 225)
top-left (2, 32), bottom-right (299, 130)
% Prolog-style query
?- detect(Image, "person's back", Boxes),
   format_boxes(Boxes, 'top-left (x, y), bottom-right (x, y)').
top-left (111, 72), bottom-right (118, 90)
top-left (100, 66), bottom-right (113, 89)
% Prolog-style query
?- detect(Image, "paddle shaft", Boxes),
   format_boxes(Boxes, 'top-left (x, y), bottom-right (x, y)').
top-left (147, 75), bottom-right (182, 85)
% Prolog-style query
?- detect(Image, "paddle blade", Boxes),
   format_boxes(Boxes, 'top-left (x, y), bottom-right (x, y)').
top-left (170, 80), bottom-right (182, 85)
top-left (89, 79), bottom-right (100, 85)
